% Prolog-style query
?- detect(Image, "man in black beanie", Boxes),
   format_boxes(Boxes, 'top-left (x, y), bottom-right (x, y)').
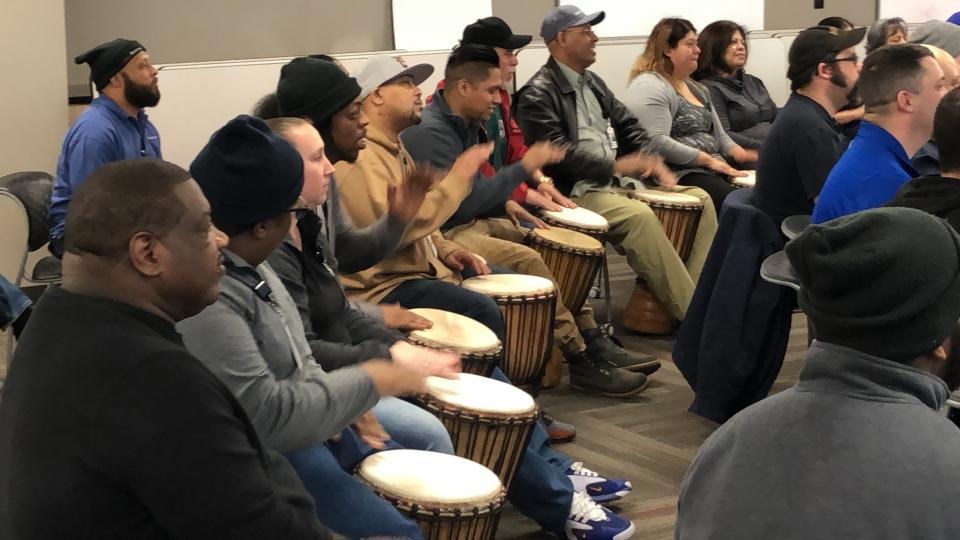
top-left (676, 207), bottom-right (960, 539)
top-left (177, 115), bottom-right (445, 539)
top-left (49, 38), bottom-right (162, 257)
top-left (277, 57), bottom-right (368, 164)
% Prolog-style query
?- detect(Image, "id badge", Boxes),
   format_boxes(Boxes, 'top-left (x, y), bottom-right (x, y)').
top-left (497, 118), bottom-right (505, 139)
top-left (606, 121), bottom-right (618, 150)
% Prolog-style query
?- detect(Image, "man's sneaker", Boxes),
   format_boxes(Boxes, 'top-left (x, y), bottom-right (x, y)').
top-left (541, 410), bottom-right (577, 444)
top-left (564, 352), bottom-right (648, 398)
top-left (564, 491), bottom-right (636, 540)
top-left (566, 461), bottom-right (632, 503)
top-left (583, 330), bottom-right (661, 375)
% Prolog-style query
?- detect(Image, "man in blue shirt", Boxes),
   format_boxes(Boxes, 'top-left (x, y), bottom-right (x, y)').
top-left (813, 44), bottom-right (947, 223)
top-left (48, 38), bottom-right (162, 256)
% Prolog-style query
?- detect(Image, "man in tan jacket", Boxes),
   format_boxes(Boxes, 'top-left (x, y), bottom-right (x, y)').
top-left (274, 54), bottom-right (503, 333)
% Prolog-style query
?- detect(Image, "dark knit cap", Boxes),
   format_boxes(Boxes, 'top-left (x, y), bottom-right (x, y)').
top-left (786, 207), bottom-right (960, 363)
top-left (276, 57), bottom-right (361, 123)
top-left (189, 115), bottom-right (303, 229)
top-left (75, 38), bottom-right (146, 91)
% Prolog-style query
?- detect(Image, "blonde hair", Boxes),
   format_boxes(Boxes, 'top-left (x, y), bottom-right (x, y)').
top-left (921, 44), bottom-right (960, 90)
top-left (629, 18), bottom-right (697, 87)
top-left (265, 116), bottom-right (312, 141)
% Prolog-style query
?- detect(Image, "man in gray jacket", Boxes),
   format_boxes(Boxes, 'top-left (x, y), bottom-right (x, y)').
top-left (676, 207), bottom-right (960, 539)
top-left (177, 115), bottom-right (454, 540)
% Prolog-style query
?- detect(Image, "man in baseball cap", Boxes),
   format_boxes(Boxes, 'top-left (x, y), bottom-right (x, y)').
top-left (539, 4), bottom-right (605, 44)
top-left (753, 24), bottom-right (866, 224)
top-left (356, 54), bottom-right (434, 100)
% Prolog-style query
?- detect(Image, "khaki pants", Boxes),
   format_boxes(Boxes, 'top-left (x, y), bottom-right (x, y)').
top-left (446, 218), bottom-right (595, 353)
top-left (574, 186), bottom-right (718, 320)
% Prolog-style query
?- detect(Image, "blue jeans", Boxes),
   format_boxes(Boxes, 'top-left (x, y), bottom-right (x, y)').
top-left (490, 368), bottom-right (574, 533)
top-left (286, 399), bottom-right (451, 540)
top-left (286, 431), bottom-right (424, 540)
top-left (0, 275), bottom-right (30, 331)
top-left (373, 397), bottom-right (454, 454)
top-left (382, 278), bottom-right (504, 339)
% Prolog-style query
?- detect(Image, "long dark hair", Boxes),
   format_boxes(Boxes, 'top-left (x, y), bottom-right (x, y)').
top-left (629, 18), bottom-right (697, 84)
top-left (694, 20), bottom-right (748, 80)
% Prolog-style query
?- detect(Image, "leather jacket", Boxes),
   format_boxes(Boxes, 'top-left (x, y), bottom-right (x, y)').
top-left (514, 57), bottom-right (651, 196)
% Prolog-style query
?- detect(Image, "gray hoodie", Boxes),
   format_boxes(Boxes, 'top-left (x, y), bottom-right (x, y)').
top-left (911, 19), bottom-right (960, 58)
top-left (677, 341), bottom-right (960, 539)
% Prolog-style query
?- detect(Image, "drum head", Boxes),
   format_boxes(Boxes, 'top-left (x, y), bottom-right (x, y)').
top-left (461, 274), bottom-right (555, 296)
top-left (733, 171), bottom-right (756, 187)
top-left (409, 308), bottom-right (501, 352)
top-left (541, 206), bottom-right (608, 230)
top-left (358, 449), bottom-right (503, 505)
top-left (530, 227), bottom-right (603, 252)
top-left (425, 373), bottom-right (537, 415)
top-left (631, 189), bottom-right (702, 206)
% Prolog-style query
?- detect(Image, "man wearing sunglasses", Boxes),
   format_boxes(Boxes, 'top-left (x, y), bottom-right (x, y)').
top-left (753, 25), bottom-right (866, 225)
top-left (814, 43), bottom-right (948, 223)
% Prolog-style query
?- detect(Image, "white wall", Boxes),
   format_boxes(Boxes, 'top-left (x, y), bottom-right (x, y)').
top-left (0, 0), bottom-right (68, 174)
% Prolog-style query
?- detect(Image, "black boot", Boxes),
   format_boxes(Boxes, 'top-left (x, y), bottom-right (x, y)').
top-left (563, 350), bottom-right (649, 398)
top-left (582, 328), bottom-right (661, 375)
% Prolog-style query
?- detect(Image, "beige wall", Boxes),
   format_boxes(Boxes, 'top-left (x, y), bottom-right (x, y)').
top-left (0, 0), bottom-right (67, 174)
top-left (65, 0), bottom-right (396, 96)
top-left (764, 0), bottom-right (878, 30)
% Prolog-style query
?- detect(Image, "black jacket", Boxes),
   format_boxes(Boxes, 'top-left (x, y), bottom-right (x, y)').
top-left (887, 175), bottom-right (960, 231)
top-left (0, 287), bottom-right (330, 539)
top-left (698, 71), bottom-right (777, 151)
top-left (673, 188), bottom-right (795, 423)
top-left (514, 57), bottom-right (651, 196)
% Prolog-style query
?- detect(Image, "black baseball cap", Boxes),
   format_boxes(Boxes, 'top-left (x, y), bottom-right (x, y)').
top-left (462, 17), bottom-right (532, 50)
top-left (787, 25), bottom-right (867, 83)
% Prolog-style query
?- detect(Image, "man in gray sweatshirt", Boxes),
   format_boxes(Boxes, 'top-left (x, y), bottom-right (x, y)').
top-left (177, 115), bottom-right (451, 540)
top-left (676, 207), bottom-right (960, 539)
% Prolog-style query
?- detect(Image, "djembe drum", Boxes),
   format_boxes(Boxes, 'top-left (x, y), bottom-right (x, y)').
top-left (623, 190), bottom-right (705, 334)
top-left (540, 206), bottom-right (609, 239)
top-left (355, 449), bottom-right (505, 540)
top-left (732, 171), bottom-right (757, 189)
top-left (407, 308), bottom-right (501, 377)
top-left (416, 373), bottom-right (538, 490)
top-left (460, 274), bottom-right (556, 387)
top-left (524, 227), bottom-right (604, 315)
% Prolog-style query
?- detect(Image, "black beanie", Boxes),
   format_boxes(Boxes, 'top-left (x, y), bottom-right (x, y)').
top-left (786, 207), bottom-right (960, 363)
top-left (276, 57), bottom-right (361, 123)
top-left (189, 115), bottom-right (304, 230)
top-left (75, 38), bottom-right (146, 91)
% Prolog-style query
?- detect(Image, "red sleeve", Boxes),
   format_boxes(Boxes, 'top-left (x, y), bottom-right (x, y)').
top-left (510, 182), bottom-right (528, 203)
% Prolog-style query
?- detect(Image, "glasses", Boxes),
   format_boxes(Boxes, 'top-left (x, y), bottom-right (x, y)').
top-left (289, 196), bottom-right (312, 220)
top-left (827, 54), bottom-right (859, 64)
top-left (562, 28), bottom-right (597, 38)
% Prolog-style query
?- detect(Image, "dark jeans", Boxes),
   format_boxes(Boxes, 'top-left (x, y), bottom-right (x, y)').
top-left (381, 278), bottom-right (504, 339)
top-left (680, 171), bottom-right (736, 210)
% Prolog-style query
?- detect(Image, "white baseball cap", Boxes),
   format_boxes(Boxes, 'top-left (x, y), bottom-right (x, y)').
top-left (357, 54), bottom-right (435, 99)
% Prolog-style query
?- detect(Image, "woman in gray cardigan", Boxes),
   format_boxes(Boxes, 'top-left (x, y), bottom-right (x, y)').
top-left (623, 18), bottom-right (756, 209)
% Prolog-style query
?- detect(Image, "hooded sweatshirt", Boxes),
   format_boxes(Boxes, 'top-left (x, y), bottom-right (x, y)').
top-left (887, 174), bottom-right (960, 231)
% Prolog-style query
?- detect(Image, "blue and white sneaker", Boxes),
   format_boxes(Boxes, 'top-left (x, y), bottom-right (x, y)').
top-left (565, 491), bottom-right (636, 540)
top-left (566, 462), bottom-right (632, 503)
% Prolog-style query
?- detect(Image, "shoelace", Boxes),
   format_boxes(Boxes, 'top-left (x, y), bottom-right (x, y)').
top-left (569, 461), bottom-right (600, 477)
top-left (569, 491), bottom-right (609, 523)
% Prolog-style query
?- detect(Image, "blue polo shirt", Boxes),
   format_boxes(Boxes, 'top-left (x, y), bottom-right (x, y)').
top-left (49, 96), bottom-right (162, 239)
top-left (812, 121), bottom-right (918, 223)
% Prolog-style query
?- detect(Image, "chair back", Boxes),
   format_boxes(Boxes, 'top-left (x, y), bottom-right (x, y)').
top-left (0, 189), bottom-right (29, 287)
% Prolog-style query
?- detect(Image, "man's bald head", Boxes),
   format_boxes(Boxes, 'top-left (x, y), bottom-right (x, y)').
top-left (64, 158), bottom-right (190, 260)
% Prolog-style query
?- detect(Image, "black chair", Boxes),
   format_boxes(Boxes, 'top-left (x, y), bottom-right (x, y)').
top-left (0, 171), bottom-right (61, 284)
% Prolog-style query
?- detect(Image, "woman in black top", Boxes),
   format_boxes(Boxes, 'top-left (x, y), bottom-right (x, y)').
top-left (694, 20), bottom-right (777, 151)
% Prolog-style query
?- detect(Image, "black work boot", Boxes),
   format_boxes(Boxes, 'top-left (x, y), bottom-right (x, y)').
top-left (582, 328), bottom-right (662, 375)
top-left (563, 351), bottom-right (649, 398)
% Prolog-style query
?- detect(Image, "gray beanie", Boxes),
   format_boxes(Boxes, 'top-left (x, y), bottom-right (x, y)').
top-left (910, 19), bottom-right (960, 58)
top-left (786, 207), bottom-right (960, 363)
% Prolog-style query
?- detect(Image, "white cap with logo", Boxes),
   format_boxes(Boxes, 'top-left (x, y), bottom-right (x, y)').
top-left (357, 54), bottom-right (435, 99)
